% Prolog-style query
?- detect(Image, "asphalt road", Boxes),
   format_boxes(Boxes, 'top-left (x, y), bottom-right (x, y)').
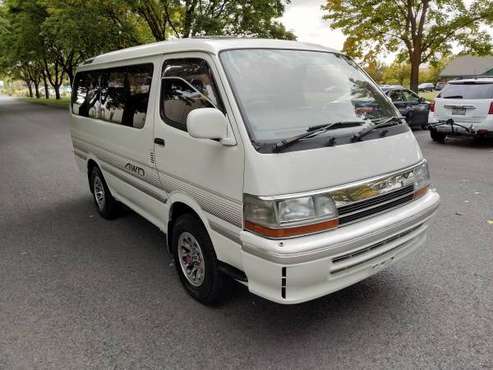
top-left (0, 96), bottom-right (492, 369)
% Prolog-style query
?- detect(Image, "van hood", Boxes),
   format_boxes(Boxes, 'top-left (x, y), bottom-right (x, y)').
top-left (244, 131), bottom-right (423, 196)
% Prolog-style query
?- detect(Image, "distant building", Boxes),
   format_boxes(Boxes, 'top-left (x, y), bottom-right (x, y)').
top-left (440, 55), bottom-right (493, 80)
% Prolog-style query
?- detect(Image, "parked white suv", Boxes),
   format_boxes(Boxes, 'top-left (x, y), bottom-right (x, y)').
top-left (429, 78), bottom-right (493, 143)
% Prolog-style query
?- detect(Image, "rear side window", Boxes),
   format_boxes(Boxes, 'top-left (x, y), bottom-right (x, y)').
top-left (388, 90), bottom-right (404, 101)
top-left (440, 83), bottom-right (493, 99)
top-left (160, 58), bottom-right (224, 131)
top-left (72, 63), bottom-right (153, 129)
top-left (402, 90), bottom-right (419, 102)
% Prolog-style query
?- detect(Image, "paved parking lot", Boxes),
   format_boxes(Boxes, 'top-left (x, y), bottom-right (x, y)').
top-left (0, 96), bottom-right (492, 369)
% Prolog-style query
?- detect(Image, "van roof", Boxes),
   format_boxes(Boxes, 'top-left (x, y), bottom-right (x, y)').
top-left (81, 38), bottom-right (340, 69)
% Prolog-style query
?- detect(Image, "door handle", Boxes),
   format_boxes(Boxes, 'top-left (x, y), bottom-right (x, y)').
top-left (154, 137), bottom-right (165, 146)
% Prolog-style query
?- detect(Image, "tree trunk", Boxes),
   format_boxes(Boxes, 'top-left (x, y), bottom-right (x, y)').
top-left (44, 59), bottom-right (64, 100)
top-left (33, 81), bottom-right (40, 98)
top-left (43, 72), bottom-right (49, 99)
top-left (409, 52), bottom-right (421, 92)
top-left (54, 85), bottom-right (61, 100)
top-left (65, 65), bottom-right (74, 87)
top-left (26, 81), bottom-right (33, 98)
top-left (182, 0), bottom-right (199, 38)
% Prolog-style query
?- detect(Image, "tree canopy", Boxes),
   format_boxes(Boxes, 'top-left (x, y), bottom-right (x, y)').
top-left (323, 0), bottom-right (493, 91)
top-left (0, 0), bottom-right (294, 98)
top-left (120, 0), bottom-right (295, 40)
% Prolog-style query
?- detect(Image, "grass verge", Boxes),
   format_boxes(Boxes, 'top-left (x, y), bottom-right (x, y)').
top-left (22, 97), bottom-right (70, 109)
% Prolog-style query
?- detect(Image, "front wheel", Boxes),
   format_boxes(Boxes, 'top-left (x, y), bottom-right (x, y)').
top-left (430, 129), bottom-right (446, 144)
top-left (172, 214), bottom-right (230, 305)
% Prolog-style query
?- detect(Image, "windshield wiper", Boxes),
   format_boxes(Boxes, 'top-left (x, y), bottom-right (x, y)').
top-left (443, 95), bottom-right (463, 99)
top-left (272, 120), bottom-right (366, 153)
top-left (351, 116), bottom-right (405, 142)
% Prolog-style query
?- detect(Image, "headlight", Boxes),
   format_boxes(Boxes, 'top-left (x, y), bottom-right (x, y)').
top-left (277, 197), bottom-right (315, 223)
top-left (243, 195), bottom-right (276, 226)
top-left (244, 194), bottom-right (338, 238)
top-left (413, 160), bottom-right (431, 198)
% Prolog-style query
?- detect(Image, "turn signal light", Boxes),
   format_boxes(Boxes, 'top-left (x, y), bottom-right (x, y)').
top-left (414, 185), bottom-right (430, 199)
top-left (245, 218), bottom-right (339, 238)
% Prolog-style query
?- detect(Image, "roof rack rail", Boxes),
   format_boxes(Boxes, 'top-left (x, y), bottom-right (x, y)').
top-left (82, 58), bottom-right (95, 65)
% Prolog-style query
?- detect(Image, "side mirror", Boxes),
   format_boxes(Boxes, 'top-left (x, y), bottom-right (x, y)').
top-left (186, 108), bottom-right (235, 145)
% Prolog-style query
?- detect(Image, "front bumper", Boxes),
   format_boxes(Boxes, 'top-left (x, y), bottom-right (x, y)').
top-left (239, 190), bottom-right (440, 304)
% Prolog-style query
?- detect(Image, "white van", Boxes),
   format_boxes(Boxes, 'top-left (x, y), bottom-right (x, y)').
top-left (69, 39), bottom-right (440, 305)
top-left (429, 78), bottom-right (493, 142)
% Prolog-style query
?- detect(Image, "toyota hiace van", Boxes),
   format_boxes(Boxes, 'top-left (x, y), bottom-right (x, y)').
top-left (70, 39), bottom-right (440, 304)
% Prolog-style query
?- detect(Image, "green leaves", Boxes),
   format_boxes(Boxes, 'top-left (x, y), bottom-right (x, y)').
top-left (0, 0), bottom-right (295, 91)
top-left (122, 0), bottom-right (295, 40)
top-left (323, 0), bottom-right (492, 91)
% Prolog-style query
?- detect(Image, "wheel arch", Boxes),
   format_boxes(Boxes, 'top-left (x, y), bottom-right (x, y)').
top-left (86, 156), bottom-right (103, 193)
top-left (165, 193), bottom-right (213, 254)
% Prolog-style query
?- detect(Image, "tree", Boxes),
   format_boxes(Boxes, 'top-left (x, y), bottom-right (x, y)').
top-left (323, 0), bottom-right (493, 91)
top-left (0, 9), bottom-right (8, 34)
top-left (0, 0), bottom-right (46, 97)
top-left (41, 0), bottom-right (148, 86)
top-left (382, 62), bottom-right (411, 86)
top-left (121, 0), bottom-right (295, 41)
top-left (363, 53), bottom-right (385, 83)
top-left (0, 0), bottom-right (296, 96)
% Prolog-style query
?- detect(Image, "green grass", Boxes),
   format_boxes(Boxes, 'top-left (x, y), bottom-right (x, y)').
top-left (419, 91), bottom-right (439, 101)
top-left (22, 97), bottom-right (70, 109)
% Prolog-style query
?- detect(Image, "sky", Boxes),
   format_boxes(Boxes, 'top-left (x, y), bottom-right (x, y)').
top-left (280, 0), bottom-right (345, 51)
top-left (279, 0), bottom-right (493, 63)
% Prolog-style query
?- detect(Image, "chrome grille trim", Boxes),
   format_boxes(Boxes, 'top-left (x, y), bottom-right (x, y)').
top-left (254, 161), bottom-right (424, 201)
top-left (338, 193), bottom-right (415, 225)
top-left (338, 185), bottom-right (414, 218)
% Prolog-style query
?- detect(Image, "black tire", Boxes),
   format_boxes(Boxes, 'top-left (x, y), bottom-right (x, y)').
top-left (430, 129), bottom-right (446, 144)
top-left (172, 214), bottom-right (230, 305)
top-left (90, 166), bottom-right (119, 219)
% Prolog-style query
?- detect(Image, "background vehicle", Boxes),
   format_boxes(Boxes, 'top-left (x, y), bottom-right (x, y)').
top-left (418, 82), bottom-right (435, 92)
top-left (381, 85), bottom-right (430, 129)
top-left (429, 78), bottom-right (493, 143)
top-left (435, 81), bottom-right (446, 91)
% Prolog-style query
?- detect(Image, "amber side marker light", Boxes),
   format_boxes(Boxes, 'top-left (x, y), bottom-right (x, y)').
top-left (414, 185), bottom-right (430, 199)
top-left (245, 218), bottom-right (339, 238)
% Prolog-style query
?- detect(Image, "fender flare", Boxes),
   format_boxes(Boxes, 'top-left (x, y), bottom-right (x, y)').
top-left (165, 191), bottom-right (214, 249)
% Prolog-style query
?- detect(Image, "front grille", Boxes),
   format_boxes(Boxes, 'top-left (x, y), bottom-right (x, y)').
top-left (332, 224), bottom-right (420, 264)
top-left (330, 224), bottom-right (423, 275)
top-left (338, 185), bottom-right (414, 225)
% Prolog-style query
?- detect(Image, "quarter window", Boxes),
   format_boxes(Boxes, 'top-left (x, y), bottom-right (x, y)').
top-left (72, 63), bottom-right (153, 129)
top-left (160, 58), bottom-right (223, 131)
top-left (72, 72), bottom-right (100, 118)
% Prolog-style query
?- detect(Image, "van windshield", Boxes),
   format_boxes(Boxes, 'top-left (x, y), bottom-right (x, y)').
top-left (220, 49), bottom-right (401, 152)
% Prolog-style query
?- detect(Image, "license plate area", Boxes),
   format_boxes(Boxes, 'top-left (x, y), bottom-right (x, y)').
top-left (451, 107), bottom-right (466, 115)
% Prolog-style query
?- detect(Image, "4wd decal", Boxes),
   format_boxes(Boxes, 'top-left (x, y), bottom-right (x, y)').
top-left (124, 162), bottom-right (145, 177)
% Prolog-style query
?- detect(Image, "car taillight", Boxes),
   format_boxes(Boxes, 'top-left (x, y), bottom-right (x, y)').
top-left (489, 102), bottom-right (493, 114)
top-left (430, 101), bottom-right (435, 112)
